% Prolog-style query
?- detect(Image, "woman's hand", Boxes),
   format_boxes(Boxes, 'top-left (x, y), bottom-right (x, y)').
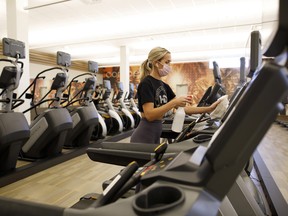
top-left (172, 95), bottom-right (193, 107)
top-left (207, 100), bottom-right (221, 113)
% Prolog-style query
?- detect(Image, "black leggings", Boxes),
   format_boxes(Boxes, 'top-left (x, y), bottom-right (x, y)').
top-left (130, 118), bottom-right (162, 144)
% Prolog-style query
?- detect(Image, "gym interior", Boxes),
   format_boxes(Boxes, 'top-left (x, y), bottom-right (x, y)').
top-left (0, 0), bottom-right (287, 215)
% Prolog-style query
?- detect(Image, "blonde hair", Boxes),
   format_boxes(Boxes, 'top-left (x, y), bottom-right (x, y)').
top-left (140, 47), bottom-right (170, 81)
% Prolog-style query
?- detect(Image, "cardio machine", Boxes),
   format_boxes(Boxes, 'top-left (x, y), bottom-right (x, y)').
top-left (90, 84), bottom-right (108, 140)
top-left (161, 61), bottom-right (226, 142)
top-left (97, 79), bottom-right (124, 135)
top-left (197, 61), bottom-right (226, 107)
top-left (18, 51), bottom-right (73, 160)
top-left (0, 38), bottom-right (30, 173)
top-left (125, 83), bottom-right (141, 128)
top-left (62, 60), bottom-right (99, 148)
top-left (112, 81), bottom-right (135, 130)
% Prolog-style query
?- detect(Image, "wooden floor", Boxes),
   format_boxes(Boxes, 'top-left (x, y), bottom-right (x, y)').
top-left (0, 154), bottom-right (124, 208)
top-left (0, 125), bottom-right (287, 211)
top-left (0, 138), bottom-right (130, 208)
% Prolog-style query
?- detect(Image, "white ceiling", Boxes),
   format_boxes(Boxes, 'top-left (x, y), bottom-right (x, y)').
top-left (0, 0), bottom-right (279, 67)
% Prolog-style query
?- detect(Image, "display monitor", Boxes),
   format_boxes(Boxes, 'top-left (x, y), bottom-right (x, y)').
top-left (248, 31), bottom-right (262, 78)
top-left (81, 77), bottom-right (94, 91)
top-left (117, 82), bottom-right (123, 91)
top-left (103, 79), bottom-right (111, 90)
top-left (102, 79), bottom-right (112, 100)
top-left (128, 83), bottom-right (134, 99)
top-left (129, 83), bottom-right (134, 93)
top-left (205, 82), bottom-right (225, 105)
top-left (212, 61), bottom-right (222, 84)
top-left (198, 61), bottom-right (225, 106)
top-left (2, 38), bottom-right (25, 59)
top-left (239, 57), bottom-right (246, 85)
top-left (116, 82), bottom-right (124, 100)
top-left (56, 51), bottom-right (71, 67)
top-left (228, 57), bottom-right (247, 104)
top-left (134, 84), bottom-right (139, 99)
top-left (50, 73), bottom-right (66, 90)
top-left (88, 60), bottom-right (98, 73)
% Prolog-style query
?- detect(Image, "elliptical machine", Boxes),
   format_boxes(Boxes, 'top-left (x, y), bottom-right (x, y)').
top-left (124, 83), bottom-right (141, 128)
top-left (17, 51), bottom-right (73, 160)
top-left (91, 84), bottom-right (108, 140)
top-left (0, 38), bottom-right (30, 173)
top-left (113, 82), bottom-right (135, 130)
top-left (97, 79), bottom-right (124, 135)
top-left (63, 60), bottom-right (99, 148)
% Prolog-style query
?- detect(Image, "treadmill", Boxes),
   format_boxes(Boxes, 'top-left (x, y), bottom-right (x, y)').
top-left (161, 61), bottom-right (226, 141)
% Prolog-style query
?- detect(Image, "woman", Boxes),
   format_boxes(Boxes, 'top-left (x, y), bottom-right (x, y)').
top-left (130, 47), bottom-right (219, 144)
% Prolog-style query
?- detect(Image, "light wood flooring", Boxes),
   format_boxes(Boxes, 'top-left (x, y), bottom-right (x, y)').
top-left (0, 154), bottom-right (124, 208)
top-left (0, 125), bottom-right (287, 210)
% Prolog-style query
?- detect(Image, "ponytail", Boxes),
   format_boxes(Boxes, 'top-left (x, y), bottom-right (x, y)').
top-left (140, 59), bottom-right (152, 81)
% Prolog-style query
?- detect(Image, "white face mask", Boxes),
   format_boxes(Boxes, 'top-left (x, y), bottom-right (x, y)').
top-left (158, 62), bottom-right (171, 77)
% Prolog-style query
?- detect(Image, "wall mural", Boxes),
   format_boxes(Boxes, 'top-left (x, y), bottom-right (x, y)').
top-left (101, 62), bottom-right (240, 106)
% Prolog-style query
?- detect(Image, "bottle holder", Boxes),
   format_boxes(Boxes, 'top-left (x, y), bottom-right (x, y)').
top-left (132, 185), bottom-right (185, 215)
top-left (192, 133), bottom-right (213, 143)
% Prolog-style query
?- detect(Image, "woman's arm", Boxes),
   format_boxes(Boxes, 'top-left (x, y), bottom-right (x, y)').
top-left (184, 100), bottom-right (221, 115)
top-left (142, 96), bottom-right (191, 121)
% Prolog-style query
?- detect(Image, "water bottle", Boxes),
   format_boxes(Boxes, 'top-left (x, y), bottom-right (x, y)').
top-left (171, 107), bottom-right (185, 132)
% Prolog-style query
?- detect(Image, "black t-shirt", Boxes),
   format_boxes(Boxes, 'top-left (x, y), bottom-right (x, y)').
top-left (137, 75), bottom-right (175, 112)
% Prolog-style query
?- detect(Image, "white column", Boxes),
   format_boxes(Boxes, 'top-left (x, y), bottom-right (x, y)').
top-left (6, 0), bottom-right (30, 122)
top-left (120, 46), bottom-right (130, 94)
